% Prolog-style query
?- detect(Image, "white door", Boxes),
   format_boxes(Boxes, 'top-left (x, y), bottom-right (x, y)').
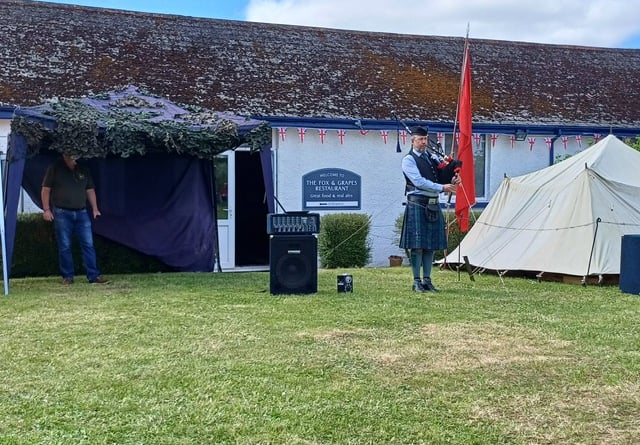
top-left (215, 151), bottom-right (235, 270)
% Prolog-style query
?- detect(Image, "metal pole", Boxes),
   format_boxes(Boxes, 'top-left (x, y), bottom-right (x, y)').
top-left (0, 155), bottom-right (10, 295)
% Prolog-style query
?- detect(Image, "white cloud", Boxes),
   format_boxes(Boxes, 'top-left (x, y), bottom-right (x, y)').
top-left (246, 0), bottom-right (640, 48)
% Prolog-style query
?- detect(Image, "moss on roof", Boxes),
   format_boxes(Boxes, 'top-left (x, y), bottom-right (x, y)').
top-left (2, 0), bottom-right (640, 127)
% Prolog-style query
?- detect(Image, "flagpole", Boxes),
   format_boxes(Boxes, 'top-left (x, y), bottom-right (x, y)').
top-left (455, 35), bottom-right (467, 279)
top-left (444, 26), bottom-right (470, 278)
top-left (449, 23), bottom-right (470, 159)
top-left (453, 25), bottom-right (477, 279)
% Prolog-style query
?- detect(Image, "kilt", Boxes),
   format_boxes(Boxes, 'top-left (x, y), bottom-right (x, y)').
top-left (399, 199), bottom-right (447, 250)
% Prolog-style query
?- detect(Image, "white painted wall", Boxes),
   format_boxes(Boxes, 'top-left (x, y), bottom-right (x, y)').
top-left (273, 128), bottom-right (409, 267)
top-left (0, 120), bottom-right (9, 154)
top-left (272, 128), bottom-right (600, 267)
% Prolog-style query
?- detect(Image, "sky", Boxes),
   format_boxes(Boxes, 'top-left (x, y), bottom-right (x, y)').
top-left (35, 0), bottom-right (640, 49)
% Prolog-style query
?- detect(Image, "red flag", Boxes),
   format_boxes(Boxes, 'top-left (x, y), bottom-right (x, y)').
top-left (455, 42), bottom-right (476, 232)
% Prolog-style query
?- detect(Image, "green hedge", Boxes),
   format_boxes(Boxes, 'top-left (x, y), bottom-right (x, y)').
top-left (4, 214), bottom-right (172, 278)
top-left (318, 213), bottom-right (371, 268)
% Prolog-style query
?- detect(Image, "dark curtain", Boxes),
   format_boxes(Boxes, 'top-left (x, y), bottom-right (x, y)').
top-left (20, 153), bottom-right (216, 272)
top-left (4, 133), bottom-right (28, 274)
top-left (259, 145), bottom-right (275, 214)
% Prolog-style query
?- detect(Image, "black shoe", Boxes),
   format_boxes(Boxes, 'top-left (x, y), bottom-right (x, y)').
top-left (422, 279), bottom-right (439, 292)
top-left (413, 280), bottom-right (426, 292)
top-left (90, 276), bottom-right (110, 284)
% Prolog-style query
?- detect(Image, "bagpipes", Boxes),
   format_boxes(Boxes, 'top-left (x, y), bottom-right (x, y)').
top-left (392, 112), bottom-right (462, 184)
top-left (426, 139), bottom-right (462, 184)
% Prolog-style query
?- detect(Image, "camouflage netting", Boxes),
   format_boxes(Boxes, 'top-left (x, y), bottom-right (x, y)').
top-left (10, 85), bottom-right (272, 159)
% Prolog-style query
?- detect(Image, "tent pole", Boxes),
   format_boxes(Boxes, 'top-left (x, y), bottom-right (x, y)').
top-left (0, 156), bottom-right (9, 295)
top-left (583, 217), bottom-right (601, 286)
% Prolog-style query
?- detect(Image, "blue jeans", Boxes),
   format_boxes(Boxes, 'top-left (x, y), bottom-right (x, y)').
top-left (53, 208), bottom-right (100, 282)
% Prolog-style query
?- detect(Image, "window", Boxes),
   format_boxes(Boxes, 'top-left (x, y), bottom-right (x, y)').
top-left (441, 133), bottom-right (485, 198)
top-left (214, 155), bottom-right (229, 219)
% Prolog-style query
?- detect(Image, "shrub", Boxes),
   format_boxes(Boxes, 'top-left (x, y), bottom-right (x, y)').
top-left (4, 213), bottom-right (172, 278)
top-left (318, 213), bottom-right (371, 268)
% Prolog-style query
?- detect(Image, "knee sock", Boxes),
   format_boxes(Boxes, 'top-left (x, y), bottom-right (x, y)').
top-left (422, 250), bottom-right (435, 280)
top-left (410, 250), bottom-right (422, 280)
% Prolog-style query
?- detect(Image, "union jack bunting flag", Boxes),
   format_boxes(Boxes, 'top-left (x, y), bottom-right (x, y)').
top-left (318, 129), bottom-right (327, 144)
top-left (297, 128), bottom-right (306, 143)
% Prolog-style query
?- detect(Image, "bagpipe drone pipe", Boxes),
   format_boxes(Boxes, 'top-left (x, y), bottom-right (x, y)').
top-left (391, 113), bottom-right (462, 184)
top-left (426, 139), bottom-right (462, 184)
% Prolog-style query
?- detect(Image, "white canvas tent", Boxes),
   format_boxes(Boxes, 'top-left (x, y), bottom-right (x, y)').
top-left (444, 135), bottom-right (640, 280)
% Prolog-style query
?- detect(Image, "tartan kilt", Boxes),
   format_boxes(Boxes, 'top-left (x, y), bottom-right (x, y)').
top-left (399, 200), bottom-right (448, 250)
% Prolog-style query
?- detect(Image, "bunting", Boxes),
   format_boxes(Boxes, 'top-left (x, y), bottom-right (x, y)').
top-left (400, 130), bottom-right (408, 145)
top-left (318, 128), bottom-right (327, 144)
top-left (275, 127), bottom-right (596, 151)
top-left (297, 128), bottom-right (306, 143)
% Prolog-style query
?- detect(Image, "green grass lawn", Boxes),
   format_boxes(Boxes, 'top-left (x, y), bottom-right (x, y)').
top-left (1, 267), bottom-right (638, 444)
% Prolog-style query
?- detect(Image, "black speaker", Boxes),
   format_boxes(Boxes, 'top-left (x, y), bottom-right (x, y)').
top-left (270, 235), bottom-right (317, 295)
top-left (620, 234), bottom-right (640, 294)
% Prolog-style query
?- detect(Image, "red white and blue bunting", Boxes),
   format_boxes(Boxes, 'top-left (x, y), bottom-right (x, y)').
top-left (274, 128), bottom-right (629, 150)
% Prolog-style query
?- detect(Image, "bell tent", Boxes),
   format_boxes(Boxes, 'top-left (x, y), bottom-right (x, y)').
top-left (444, 135), bottom-right (640, 281)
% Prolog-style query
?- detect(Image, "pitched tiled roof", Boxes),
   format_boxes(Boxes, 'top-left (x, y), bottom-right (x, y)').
top-left (2, 0), bottom-right (640, 128)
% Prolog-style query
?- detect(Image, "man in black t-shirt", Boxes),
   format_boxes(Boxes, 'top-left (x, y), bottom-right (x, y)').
top-left (41, 152), bottom-right (109, 285)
